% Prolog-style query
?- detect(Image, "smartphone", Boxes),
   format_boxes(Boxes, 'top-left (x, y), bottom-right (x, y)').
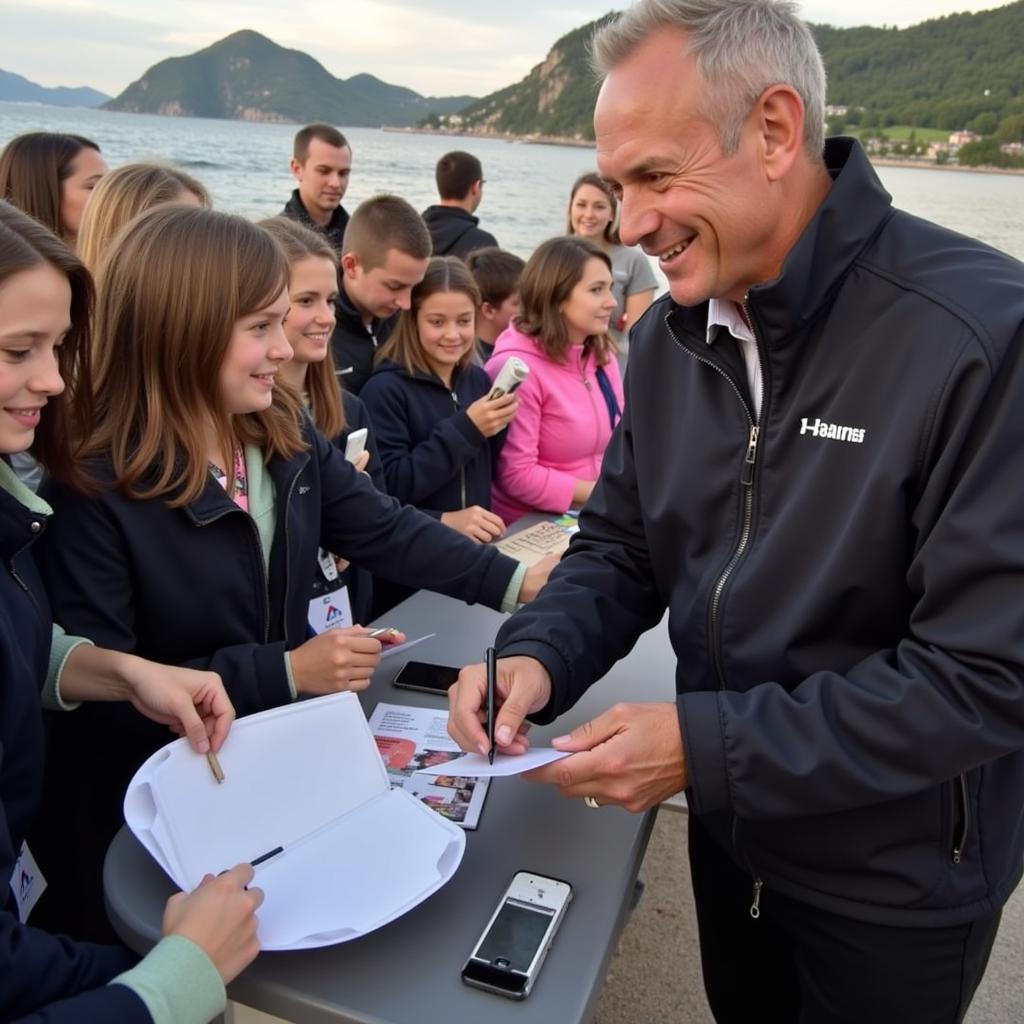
top-left (393, 660), bottom-right (460, 695)
top-left (344, 427), bottom-right (368, 464)
top-left (461, 871), bottom-right (573, 1000)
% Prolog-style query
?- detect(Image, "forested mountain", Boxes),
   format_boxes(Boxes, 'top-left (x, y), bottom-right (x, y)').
top-left (105, 31), bottom-right (474, 126)
top-left (453, 3), bottom-right (1024, 142)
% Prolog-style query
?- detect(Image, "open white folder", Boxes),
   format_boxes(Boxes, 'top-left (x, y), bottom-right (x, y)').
top-left (123, 692), bottom-right (465, 951)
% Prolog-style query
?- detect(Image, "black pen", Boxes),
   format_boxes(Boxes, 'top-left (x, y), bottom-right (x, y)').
top-left (486, 646), bottom-right (497, 765)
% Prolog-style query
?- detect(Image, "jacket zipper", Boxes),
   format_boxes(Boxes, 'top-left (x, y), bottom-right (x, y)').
top-left (951, 773), bottom-right (969, 865)
top-left (579, 353), bottom-right (602, 477)
top-left (450, 390), bottom-right (468, 508)
top-left (667, 309), bottom-right (768, 917)
top-left (280, 464), bottom-right (305, 637)
top-left (199, 505), bottom-right (271, 643)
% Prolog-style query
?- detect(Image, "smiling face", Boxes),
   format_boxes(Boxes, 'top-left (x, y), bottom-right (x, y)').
top-left (570, 183), bottom-right (615, 242)
top-left (219, 286), bottom-right (293, 415)
top-left (284, 256), bottom-right (338, 365)
top-left (595, 26), bottom-right (782, 307)
top-left (416, 289), bottom-right (477, 383)
top-left (0, 263), bottom-right (70, 454)
top-left (559, 257), bottom-right (616, 345)
top-left (59, 146), bottom-right (108, 245)
top-left (291, 138), bottom-right (352, 221)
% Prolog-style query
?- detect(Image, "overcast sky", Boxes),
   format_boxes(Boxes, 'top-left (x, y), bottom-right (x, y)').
top-left (0, 1), bottom-right (1013, 98)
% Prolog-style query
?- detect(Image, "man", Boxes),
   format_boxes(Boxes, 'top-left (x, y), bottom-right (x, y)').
top-left (449, 1), bottom-right (1024, 1020)
top-left (421, 151), bottom-right (498, 260)
top-left (282, 123), bottom-right (352, 253)
top-left (334, 194), bottom-right (431, 394)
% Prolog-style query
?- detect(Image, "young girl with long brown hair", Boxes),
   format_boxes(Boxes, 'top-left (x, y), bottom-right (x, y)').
top-left (34, 205), bottom-right (545, 938)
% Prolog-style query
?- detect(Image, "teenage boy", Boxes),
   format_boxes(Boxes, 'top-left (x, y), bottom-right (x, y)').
top-left (465, 247), bottom-right (524, 361)
top-left (422, 151), bottom-right (498, 260)
top-left (335, 194), bottom-right (432, 394)
top-left (282, 123), bottom-right (353, 253)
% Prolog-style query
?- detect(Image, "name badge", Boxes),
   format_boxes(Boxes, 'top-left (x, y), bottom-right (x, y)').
top-left (9, 841), bottom-right (46, 923)
top-left (308, 585), bottom-right (353, 635)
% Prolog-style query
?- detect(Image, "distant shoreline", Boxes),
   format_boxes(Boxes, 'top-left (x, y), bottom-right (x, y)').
top-left (382, 126), bottom-right (1024, 174)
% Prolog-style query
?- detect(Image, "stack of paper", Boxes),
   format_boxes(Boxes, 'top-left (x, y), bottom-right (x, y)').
top-left (123, 692), bottom-right (465, 950)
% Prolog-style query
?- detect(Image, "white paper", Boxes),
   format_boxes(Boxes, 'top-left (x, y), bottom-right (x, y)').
top-left (369, 703), bottom-right (490, 829)
top-left (380, 632), bottom-right (437, 659)
top-left (416, 748), bottom-right (572, 777)
top-left (124, 692), bottom-right (465, 950)
top-left (493, 516), bottom-right (578, 566)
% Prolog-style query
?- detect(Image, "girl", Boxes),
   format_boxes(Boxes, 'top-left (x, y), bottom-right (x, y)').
top-left (258, 215), bottom-right (382, 625)
top-left (0, 131), bottom-right (108, 247)
top-left (487, 236), bottom-right (624, 525)
top-left (0, 199), bottom-right (259, 1023)
top-left (34, 205), bottom-right (544, 937)
top-left (566, 172), bottom-right (656, 365)
top-left (78, 161), bottom-right (210, 274)
top-left (361, 255), bottom-right (518, 543)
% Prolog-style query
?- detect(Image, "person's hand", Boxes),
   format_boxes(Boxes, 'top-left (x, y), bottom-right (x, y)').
top-left (526, 702), bottom-right (687, 812)
top-left (448, 656), bottom-right (551, 757)
top-left (162, 863), bottom-right (262, 983)
top-left (441, 505), bottom-right (506, 543)
top-left (571, 479), bottom-right (596, 506)
top-left (123, 656), bottom-right (234, 755)
top-left (518, 552), bottom-right (560, 603)
top-left (290, 626), bottom-right (400, 694)
top-left (466, 392), bottom-right (519, 438)
top-left (352, 449), bottom-right (371, 474)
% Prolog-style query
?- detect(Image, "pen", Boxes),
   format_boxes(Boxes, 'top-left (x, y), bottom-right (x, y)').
top-left (368, 626), bottom-right (400, 639)
top-left (486, 646), bottom-right (497, 765)
top-left (206, 750), bottom-right (225, 784)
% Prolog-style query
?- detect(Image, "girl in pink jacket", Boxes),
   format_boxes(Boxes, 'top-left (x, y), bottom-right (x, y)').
top-left (486, 236), bottom-right (624, 524)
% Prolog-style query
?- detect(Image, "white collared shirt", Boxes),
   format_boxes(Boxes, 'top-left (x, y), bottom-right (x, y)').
top-left (706, 298), bottom-right (762, 421)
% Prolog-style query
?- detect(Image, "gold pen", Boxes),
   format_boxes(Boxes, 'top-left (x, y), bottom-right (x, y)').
top-left (368, 626), bottom-right (400, 639)
top-left (206, 750), bottom-right (225, 784)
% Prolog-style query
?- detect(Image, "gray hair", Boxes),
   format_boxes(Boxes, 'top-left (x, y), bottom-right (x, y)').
top-left (591, 0), bottom-right (826, 157)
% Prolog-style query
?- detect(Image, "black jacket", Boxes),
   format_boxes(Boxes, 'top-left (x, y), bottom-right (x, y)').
top-left (0, 475), bottom-right (145, 1021)
top-left (498, 138), bottom-right (1024, 927)
top-left (360, 360), bottom-right (498, 516)
top-left (281, 189), bottom-right (349, 255)
top-left (421, 206), bottom-right (498, 261)
top-left (331, 284), bottom-right (397, 395)
top-left (33, 423), bottom-right (519, 937)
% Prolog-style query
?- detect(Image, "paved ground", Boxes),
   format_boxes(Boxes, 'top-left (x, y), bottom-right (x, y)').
top-left (594, 806), bottom-right (1024, 1023)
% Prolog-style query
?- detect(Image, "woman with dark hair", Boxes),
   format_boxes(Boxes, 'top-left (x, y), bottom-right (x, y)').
top-left (0, 199), bottom-right (260, 1024)
top-left (566, 172), bottom-right (656, 363)
top-left (486, 235), bottom-right (624, 525)
top-left (0, 132), bottom-right (108, 247)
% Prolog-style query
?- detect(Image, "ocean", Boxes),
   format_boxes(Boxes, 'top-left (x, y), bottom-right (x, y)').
top-left (2, 101), bottom-right (1023, 264)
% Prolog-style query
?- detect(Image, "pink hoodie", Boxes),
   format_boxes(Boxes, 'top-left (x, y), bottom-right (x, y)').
top-left (486, 322), bottom-right (625, 524)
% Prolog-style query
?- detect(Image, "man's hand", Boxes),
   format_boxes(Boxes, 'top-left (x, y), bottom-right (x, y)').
top-left (448, 656), bottom-right (552, 757)
top-left (162, 863), bottom-right (262, 983)
top-left (290, 626), bottom-right (405, 695)
top-left (526, 702), bottom-right (687, 812)
top-left (518, 552), bottom-right (559, 603)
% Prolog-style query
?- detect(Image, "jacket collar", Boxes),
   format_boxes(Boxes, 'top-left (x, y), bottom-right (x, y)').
top-left (336, 281), bottom-right (388, 337)
top-left (747, 138), bottom-right (894, 347)
top-left (0, 458), bottom-right (50, 559)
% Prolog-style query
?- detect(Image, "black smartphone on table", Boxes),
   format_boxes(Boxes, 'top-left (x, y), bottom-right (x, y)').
top-left (392, 660), bottom-right (460, 695)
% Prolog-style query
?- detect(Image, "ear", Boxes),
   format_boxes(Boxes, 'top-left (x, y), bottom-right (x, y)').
top-left (754, 84), bottom-right (805, 182)
top-left (479, 300), bottom-right (496, 322)
top-left (341, 252), bottom-right (360, 280)
top-left (289, 158), bottom-right (303, 182)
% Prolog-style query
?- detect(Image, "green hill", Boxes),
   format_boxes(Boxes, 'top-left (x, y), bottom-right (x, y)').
top-left (104, 31), bottom-right (474, 127)
top-left (456, 3), bottom-right (1024, 142)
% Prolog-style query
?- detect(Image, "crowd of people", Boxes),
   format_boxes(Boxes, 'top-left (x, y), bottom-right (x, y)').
top-left (3, 0), bottom-right (1024, 1021)
top-left (0, 56), bottom-right (640, 1021)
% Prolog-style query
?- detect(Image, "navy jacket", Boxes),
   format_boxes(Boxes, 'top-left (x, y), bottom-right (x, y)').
top-left (32, 423), bottom-right (519, 938)
top-left (360, 360), bottom-right (499, 516)
top-left (498, 138), bottom-right (1024, 927)
top-left (421, 206), bottom-right (498, 261)
top-left (0, 478), bottom-right (147, 1022)
top-left (331, 285), bottom-right (397, 396)
top-left (281, 189), bottom-right (349, 255)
